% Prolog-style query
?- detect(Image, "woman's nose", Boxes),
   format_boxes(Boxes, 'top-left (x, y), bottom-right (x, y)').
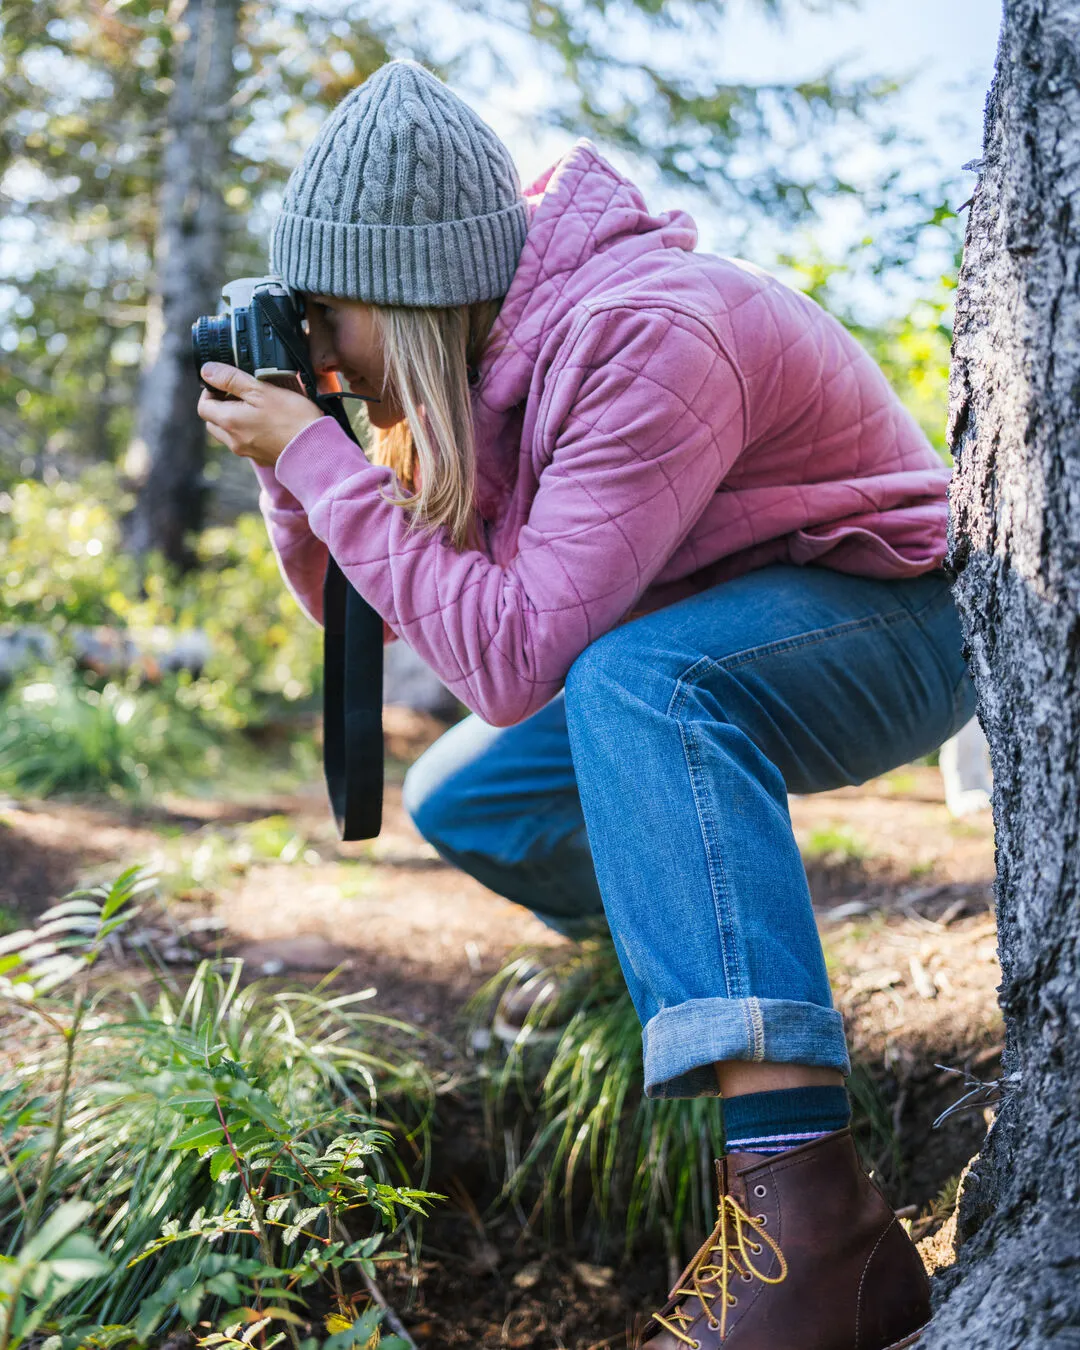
top-left (311, 345), bottom-right (338, 376)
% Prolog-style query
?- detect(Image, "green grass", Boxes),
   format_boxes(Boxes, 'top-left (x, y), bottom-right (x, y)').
top-left (0, 676), bottom-right (217, 800)
top-left (801, 825), bottom-right (871, 866)
top-left (0, 955), bottom-right (436, 1333)
top-left (475, 941), bottom-right (900, 1262)
top-left (146, 814), bottom-right (327, 905)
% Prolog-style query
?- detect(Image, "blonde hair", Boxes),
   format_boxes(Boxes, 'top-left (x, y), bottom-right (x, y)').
top-left (365, 299), bottom-right (504, 553)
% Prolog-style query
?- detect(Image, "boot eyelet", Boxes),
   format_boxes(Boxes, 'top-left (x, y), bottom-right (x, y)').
top-left (741, 1271), bottom-right (753, 1282)
top-left (756, 1214), bottom-right (768, 1225)
top-left (690, 1342), bottom-right (701, 1349)
top-left (750, 1242), bottom-right (762, 1254)
top-left (753, 1184), bottom-right (767, 1198)
top-left (708, 1318), bottom-right (721, 1330)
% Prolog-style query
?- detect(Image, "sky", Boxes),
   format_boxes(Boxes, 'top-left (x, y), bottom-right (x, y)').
top-left (465, 0), bottom-right (1003, 315)
top-left (484, 0), bottom-right (1000, 189)
top-left (1, 0), bottom-right (1004, 332)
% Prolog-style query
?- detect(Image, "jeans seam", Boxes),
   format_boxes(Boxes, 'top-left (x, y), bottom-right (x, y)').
top-left (671, 678), bottom-right (748, 999)
top-left (707, 607), bottom-right (915, 677)
top-left (747, 995), bottom-right (766, 1061)
top-left (662, 614), bottom-right (912, 1019)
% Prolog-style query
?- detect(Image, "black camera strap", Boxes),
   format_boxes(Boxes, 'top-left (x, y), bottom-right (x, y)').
top-left (263, 306), bottom-right (385, 841)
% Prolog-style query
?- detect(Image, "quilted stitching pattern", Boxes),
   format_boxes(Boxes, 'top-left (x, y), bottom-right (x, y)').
top-left (260, 140), bottom-right (950, 725)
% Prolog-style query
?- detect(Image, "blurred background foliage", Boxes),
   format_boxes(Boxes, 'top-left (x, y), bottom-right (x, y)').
top-left (0, 468), bottom-right (322, 796)
top-left (0, 0), bottom-right (962, 796)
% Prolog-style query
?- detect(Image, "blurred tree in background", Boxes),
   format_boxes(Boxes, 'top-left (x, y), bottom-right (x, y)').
top-left (1, 0), bottom-right (959, 564)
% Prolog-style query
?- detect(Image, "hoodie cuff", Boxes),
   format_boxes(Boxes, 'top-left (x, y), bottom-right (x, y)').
top-left (274, 416), bottom-right (374, 511)
top-left (252, 461), bottom-right (304, 512)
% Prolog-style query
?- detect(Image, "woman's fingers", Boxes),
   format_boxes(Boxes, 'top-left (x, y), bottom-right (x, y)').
top-left (200, 361), bottom-right (261, 398)
top-left (197, 392), bottom-right (233, 451)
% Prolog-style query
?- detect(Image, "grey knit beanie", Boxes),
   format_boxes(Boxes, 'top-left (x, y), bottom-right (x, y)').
top-left (270, 60), bottom-right (529, 307)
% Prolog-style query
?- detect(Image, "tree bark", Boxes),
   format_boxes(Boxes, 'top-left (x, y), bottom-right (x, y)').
top-left (125, 0), bottom-right (240, 567)
top-left (932, 1), bottom-right (1080, 1343)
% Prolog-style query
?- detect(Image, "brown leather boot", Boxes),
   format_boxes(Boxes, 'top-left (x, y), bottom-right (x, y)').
top-left (639, 1128), bottom-right (930, 1350)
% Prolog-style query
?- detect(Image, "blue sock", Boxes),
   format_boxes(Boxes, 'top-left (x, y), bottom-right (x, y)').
top-left (721, 1085), bottom-right (851, 1156)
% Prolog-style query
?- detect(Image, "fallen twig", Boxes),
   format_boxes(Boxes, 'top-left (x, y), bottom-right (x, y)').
top-left (931, 1063), bottom-right (1012, 1129)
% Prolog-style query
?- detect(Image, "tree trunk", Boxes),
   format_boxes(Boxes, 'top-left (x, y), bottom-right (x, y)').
top-left (931, 1), bottom-right (1080, 1343)
top-left (125, 0), bottom-right (240, 567)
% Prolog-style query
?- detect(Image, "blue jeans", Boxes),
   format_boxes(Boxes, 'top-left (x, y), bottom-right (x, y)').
top-left (402, 565), bottom-right (976, 1099)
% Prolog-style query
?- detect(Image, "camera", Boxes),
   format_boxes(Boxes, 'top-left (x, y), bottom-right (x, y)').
top-left (191, 275), bottom-right (384, 842)
top-left (191, 275), bottom-right (307, 391)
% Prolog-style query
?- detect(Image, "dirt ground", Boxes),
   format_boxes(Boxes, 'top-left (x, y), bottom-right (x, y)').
top-left (0, 709), bottom-right (1001, 1349)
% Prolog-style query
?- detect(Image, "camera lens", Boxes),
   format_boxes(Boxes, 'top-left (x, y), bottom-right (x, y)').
top-left (191, 314), bottom-right (235, 375)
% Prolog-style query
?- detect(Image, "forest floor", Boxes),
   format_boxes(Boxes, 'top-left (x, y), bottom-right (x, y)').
top-left (0, 708), bottom-right (1001, 1350)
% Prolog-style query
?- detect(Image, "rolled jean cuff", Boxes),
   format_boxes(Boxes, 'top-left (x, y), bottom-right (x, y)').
top-left (642, 996), bottom-right (852, 1099)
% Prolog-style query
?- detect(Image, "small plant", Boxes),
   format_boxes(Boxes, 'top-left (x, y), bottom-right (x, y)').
top-left (475, 942), bottom-right (724, 1260)
top-left (0, 873), bottom-right (440, 1347)
top-left (0, 674), bottom-right (216, 798)
top-left (476, 940), bottom-right (900, 1262)
top-left (0, 470), bottom-right (322, 735)
top-left (148, 815), bottom-right (324, 906)
top-left (0, 867), bottom-right (149, 1348)
top-left (801, 825), bottom-right (870, 866)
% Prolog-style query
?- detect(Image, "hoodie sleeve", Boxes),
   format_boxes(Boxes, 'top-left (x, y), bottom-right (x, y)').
top-left (252, 461), bottom-right (399, 643)
top-left (252, 463), bottom-right (329, 626)
top-left (272, 305), bottom-right (747, 725)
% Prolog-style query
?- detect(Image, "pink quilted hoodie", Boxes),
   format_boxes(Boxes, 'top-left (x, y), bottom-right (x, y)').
top-left (256, 140), bottom-right (951, 727)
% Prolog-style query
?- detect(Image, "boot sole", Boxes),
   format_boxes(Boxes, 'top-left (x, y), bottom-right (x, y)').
top-left (882, 1323), bottom-right (932, 1350)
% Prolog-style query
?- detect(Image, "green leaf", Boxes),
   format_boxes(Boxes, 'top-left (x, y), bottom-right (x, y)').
top-left (48, 1231), bottom-right (111, 1277)
top-left (210, 1147), bottom-right (237, 1181)
top-left (20, 1199), bottom-right (95, 1265)
top-left (37, 897), bottom-right (102, 922)
top-left (321, 1308), bottom-right (384, 1349)
top-left (265, 1196), bottom-right (292, 1223)
top-left (204, 1270), bottom-right (242, 1301)
top-left (101, 866), bottom-right (150, 920)
top-left (178, 1283), bottom-right (204, 1322)
top-left (169, 1120), bottom-right (226, 1151)
top-left (282, 1205), bottom-right (323, 1244)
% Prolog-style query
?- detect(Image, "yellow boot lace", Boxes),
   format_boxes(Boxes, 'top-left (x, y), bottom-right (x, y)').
top-left (649, 1192), bottom-right (788, 1346)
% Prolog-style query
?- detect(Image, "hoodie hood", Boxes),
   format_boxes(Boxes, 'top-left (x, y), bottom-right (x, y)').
top-left (476, 140), bottom-right (699, 413)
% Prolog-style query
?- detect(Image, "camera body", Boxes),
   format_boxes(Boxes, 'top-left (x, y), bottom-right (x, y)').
top-left (191, 276), bottom-right (306, 389)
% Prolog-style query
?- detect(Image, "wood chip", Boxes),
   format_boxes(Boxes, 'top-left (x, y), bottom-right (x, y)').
top-left (848, 968), bottom-right (903, 995)
top-left (573, 1262), bottom-right (614, 1289)
top-left (512, 1261), bottom-right (544, 1290)
top-left (909, 954), bottom-right (937, 999)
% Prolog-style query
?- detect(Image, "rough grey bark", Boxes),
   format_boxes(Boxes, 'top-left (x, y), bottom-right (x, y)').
top-left (931, 1), bottom-right (1080, 1344)
top-left (126, 0), bottom-right (240, 567)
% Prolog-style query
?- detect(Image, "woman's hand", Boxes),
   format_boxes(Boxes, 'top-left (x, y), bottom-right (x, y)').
top-left (197, 362), bottom-right (327, 468)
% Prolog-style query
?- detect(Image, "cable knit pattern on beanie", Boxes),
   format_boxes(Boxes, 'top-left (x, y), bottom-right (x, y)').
top-left (406, 100), bottom-right (443, 226)
top-left (444, 111), bottom-right (485, 219)
top-left (271, 58), bottom-right (529, 305)
top-left (312, 109), bottom-right (354, 222)
top-left (355, 95), bottom-right (397, 225)
top-left (287, 97), bottom-right (353, 218)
